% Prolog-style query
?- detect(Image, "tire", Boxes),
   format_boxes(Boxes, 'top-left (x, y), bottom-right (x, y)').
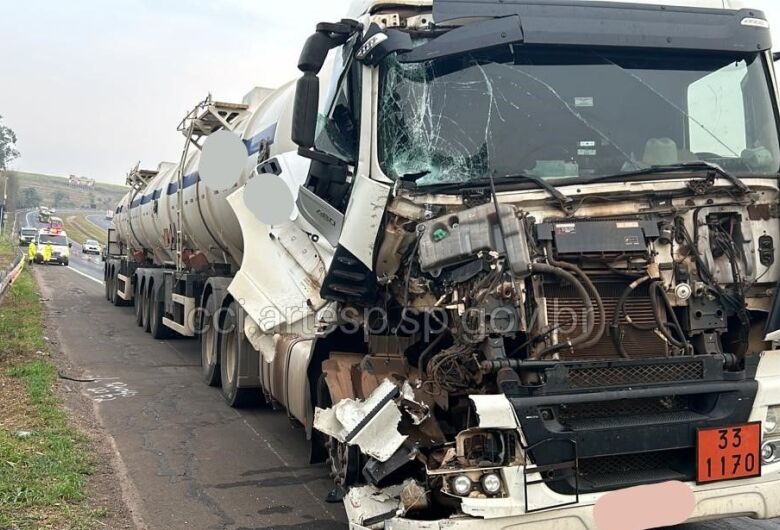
top-left (105, 271), bottom-right (111, 301)
top-left (63, 259), bottom-right (69, 267)
top-left (142, 284), bottom-right (151, 333)
top-left (315, 374), bottom-right (362, 491)
top-left (219, 302), bottom-right (258, 408)
top-left (111, 269), bottom-right (123, 307)
top-left (201, 294), bottom-right (221, 387)
top-left (149, 283), bottom-right (172, 340)
top-left (134, 282), bottom-right (145, 327)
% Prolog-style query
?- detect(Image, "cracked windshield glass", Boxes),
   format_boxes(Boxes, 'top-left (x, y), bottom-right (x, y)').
top-left (379, 45), bottom-right (780, 186)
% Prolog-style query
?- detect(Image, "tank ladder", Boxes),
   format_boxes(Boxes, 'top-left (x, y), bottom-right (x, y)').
top-left (174, 95), bottom-right (249, 272)
top-left (126, 163), bottom-right (157, 192)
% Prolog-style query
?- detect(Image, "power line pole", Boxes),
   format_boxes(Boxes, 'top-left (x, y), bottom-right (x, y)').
top-left (0, 171), bottom-right (6, 235)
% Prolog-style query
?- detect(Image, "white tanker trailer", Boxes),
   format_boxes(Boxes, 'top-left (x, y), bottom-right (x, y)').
top-left (105, 0), bottom-right (780, 527)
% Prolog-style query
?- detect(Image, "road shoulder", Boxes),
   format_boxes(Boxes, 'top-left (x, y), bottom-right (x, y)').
top-left (0, 266), bottom-right (137, 529)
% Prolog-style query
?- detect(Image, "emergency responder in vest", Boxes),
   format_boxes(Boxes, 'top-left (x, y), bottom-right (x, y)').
top-left (28, 240), bottom-right (36, 264)
top-left (42, 242), bottom-right (53, 264)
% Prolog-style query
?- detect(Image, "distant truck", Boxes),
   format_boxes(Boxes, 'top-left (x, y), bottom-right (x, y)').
top-left (48, 217), bottom-right (64, 233)
top-left (37, 206), bottom-right (51, 224)
top-left (105, 210), bottom-right (114, 221)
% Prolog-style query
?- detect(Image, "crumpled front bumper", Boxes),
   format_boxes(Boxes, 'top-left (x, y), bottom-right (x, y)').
top-left (348, 351), bottom-right (780, 529)
top-left (348, 471), bottom-right (780, 529)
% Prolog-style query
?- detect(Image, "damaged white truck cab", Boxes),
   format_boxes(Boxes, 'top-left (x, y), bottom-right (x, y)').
top-left (288, 0), bottom-right (780, 527)
top-left (105, 0), bottom-right (780, 528)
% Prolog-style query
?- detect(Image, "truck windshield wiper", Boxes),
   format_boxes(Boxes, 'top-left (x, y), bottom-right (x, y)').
top-left (580, 161), bottom-right (752, 194)
top-left (416, 173), bottom-right (575, 212)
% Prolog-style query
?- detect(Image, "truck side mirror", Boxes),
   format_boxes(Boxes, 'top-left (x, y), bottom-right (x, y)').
top-left (292, 72), bottom-right (320, 149)
top-left (774, 51), bottom-right (780, 62)
top-left (292, 20), bottom-right (361, 151)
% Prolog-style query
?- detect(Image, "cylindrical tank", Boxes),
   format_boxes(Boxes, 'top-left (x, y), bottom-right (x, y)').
top-left (114, 83), bottom-right (297, 271)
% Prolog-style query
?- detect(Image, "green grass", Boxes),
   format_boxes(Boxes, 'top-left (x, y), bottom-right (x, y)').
top-left (0, 233), bottom-right (14, 271)
top-left (0, 269), bottom-right (104, 529)
top-left (63, 215), bottom-right (107, 246)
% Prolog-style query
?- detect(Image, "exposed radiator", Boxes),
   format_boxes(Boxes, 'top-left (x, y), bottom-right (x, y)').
top-left (543, 281), bottom-right (669, 360)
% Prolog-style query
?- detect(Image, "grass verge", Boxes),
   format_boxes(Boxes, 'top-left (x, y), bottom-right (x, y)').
top-left (0, 234), bottom-right (14, 271)
top-left (64, 215), bottom-right (107, 246)
top-left (0, 268), bottom-right (104, 529)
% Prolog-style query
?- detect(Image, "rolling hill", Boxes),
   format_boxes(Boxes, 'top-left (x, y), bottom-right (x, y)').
top-left (5, 171), bottom-right (128, 212)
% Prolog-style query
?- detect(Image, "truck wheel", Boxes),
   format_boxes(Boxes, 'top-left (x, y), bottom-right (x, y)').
top-left (142, 285), bottom-right (152, 333)
top-left (104, 272), bottom-right (111, 301)
top-left (134, 284), bottom-right (145, 327)
top-left (219, 302), bottom-right (258, 408)
top-left (201, 294), bottom-right (221, 387)
top-left (150, 284), bottom-right (172, 340)
top-left (111, 271), bottom-right (124, 307)
top-left (316, 374), bottom-right (362, 491)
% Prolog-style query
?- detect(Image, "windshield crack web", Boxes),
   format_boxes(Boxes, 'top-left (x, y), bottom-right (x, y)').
top-left (380, 56), bottom-right (494, 184)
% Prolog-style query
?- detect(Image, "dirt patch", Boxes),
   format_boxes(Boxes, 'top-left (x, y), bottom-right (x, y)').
top-left (0, 376), bottom-right (36, 432)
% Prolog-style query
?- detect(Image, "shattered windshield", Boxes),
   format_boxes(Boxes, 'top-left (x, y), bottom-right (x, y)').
top-left (378, 44), bottom-right (780, 186)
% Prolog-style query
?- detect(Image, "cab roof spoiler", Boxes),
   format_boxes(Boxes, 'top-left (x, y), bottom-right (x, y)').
top-left (427, 0), bottom-right (771, 53)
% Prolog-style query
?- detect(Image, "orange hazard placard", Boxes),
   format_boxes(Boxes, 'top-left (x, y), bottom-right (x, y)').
top-left (696, 422), bottom-right (762, 484)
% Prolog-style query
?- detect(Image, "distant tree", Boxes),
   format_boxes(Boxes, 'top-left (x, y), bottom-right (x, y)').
top-left (52, 190), bottom-right (69, 208)
top-left (17, 186), bottom-right (42, 208)
top-left (0, 116), bottom-right (20, 170)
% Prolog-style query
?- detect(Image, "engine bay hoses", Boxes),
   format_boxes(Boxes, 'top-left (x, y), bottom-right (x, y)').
top-left (531, 263), bottom-right (596, 359)
top-left (545, 243), bottom-right (606, 349)
top-left (648, 280), bottom-right (689, 352)
top-left (610, 275), bottom-right (653, 358)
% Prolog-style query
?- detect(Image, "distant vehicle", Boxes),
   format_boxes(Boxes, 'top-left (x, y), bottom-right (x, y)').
top-left (38, 206), bottom-right (51, 224)
top-left (18, 227), bottom-right (38, 246)
top-left (49, 217), bottom-right (64, 233)
top-left (105, 210), bottom-right (114, 221)
top-left (34, 230), bottom-right (70, 266)
top-left (82, 239), bottom-right (102, 255)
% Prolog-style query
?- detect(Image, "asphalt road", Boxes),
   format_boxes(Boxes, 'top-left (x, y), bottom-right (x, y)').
top-left (35, 264), bottom-right (347, 530)
top-left (17, 209), bottom-right (779, 530)
top-left (86, 213), bottom-right (113, 231)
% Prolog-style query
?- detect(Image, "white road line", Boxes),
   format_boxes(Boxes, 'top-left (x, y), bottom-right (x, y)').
top-left (66, 265), bottom-right (104, 286)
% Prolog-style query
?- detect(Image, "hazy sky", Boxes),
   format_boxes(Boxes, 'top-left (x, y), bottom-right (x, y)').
top-left (1, 0), bottom-right (779, 185)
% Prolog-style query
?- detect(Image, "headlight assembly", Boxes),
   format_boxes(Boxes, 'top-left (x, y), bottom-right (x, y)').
top-left (451, 475), bottom-right (473, 496)
top-left (765, 406), bottom-right (779, 437)
top-left (481, 473), bottom-right (502, 495)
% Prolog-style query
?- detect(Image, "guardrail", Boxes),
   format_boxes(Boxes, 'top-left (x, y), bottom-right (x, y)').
top-left (0, 210), bottom-right (26, 300)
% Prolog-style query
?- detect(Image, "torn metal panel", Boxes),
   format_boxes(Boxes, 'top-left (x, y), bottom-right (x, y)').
top-left (344, 484), bottom-right (404, 530)
top-left (314, 380), bottom-right (408, 462)
top-left (399, 381), bottom-right (431, 425)
top-left (469, 394), bottom-right (518, 429)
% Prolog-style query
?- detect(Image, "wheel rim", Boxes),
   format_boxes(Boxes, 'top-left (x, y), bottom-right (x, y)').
top-left (204, 324), bottom-right (216, 367)
top-left (224, 329), bottom-right (237, 386)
